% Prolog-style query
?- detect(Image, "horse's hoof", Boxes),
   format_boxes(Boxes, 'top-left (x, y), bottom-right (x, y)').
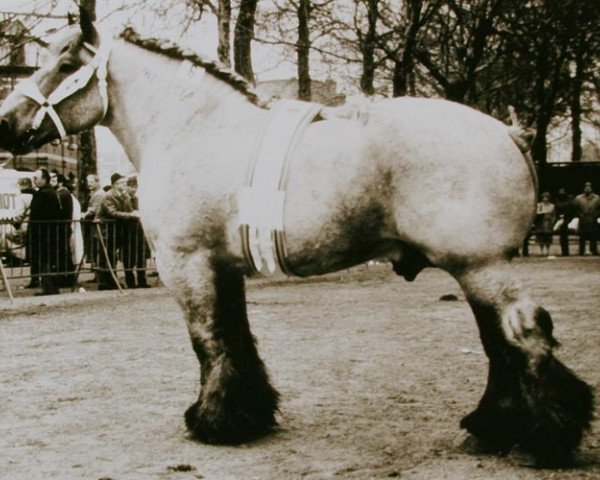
top-left (185, 401), bottom-right (277, 444)
top-left (466, 354), bottom-right (594, 467)
top-left (184, 347), bottom-right (280, 445)
top-left (460, 406), bottom-right (516, 456)
top-left (454, 431), bottom-right (508, 456)
top-left (515, 355), bottom-right (594, 468)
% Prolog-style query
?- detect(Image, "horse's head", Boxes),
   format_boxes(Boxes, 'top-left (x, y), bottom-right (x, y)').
top-left (0, 8), bottom-right (109, 154)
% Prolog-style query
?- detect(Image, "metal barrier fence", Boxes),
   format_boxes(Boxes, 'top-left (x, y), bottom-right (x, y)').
top-left (0, 218), bottom-right (156, 300)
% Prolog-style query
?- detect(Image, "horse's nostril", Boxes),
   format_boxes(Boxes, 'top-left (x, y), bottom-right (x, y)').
top-left (0, 117), bottom-right (14, 149)
top-left (0, 117), bottom-right (9, 134)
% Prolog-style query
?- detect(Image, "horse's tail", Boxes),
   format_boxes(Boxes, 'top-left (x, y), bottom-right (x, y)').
top-left (507, 105), bottom-right (534, 155)
top-left (508, 126), bottom-right (534, 155)
top-left (506, 105), bottom-right (538, 200)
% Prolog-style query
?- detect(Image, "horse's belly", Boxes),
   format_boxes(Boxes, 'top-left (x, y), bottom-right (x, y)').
top-left (281, 121), bottom-right (397, 275)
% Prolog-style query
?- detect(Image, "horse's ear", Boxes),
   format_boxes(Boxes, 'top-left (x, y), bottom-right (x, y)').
top-left (79, 6), bottom-right (98, 45)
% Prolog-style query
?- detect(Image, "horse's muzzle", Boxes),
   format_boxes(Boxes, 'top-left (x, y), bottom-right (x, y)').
top-left (0, 117), bottom-right (49, 154)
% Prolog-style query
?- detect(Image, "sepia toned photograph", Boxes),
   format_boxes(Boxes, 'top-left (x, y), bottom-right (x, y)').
top-left (0, 1), bottom-right (599, 479)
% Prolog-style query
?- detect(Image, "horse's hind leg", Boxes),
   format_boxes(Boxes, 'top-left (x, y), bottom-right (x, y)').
top-left (454, 260), bottom-right (594, 467)
top-left (161, 248), bottom-right (279, 444)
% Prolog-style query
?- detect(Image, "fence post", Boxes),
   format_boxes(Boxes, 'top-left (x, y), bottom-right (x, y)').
top-left (95, 222), bottom-right (124, 294)
top-left (0, 257), bottom-right (14, 303)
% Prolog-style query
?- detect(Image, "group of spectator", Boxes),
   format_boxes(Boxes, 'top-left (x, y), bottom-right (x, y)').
top-left (15, 169), bottom-right (83, 295)
top-left (88, 172), bottom-right (152, 291)
top-left (530, 181), bottom-right (600, 257)
top-left (10, 168), bottom-right (151, 295)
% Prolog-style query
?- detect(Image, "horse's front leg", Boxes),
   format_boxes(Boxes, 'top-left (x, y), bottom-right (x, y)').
top-left (159, 247), bottom-right (279, 444)
top-left (454, 260), bottom-right (594, 467)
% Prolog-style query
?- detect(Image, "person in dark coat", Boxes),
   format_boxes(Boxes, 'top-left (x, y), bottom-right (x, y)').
top-left (95, 173), bottom-right (140, 290)
top-left (574, 182), bottom-right (600, 255)
top-left (54, 174), bottom-right (74, 287)
top-left (29, 168), bottom-right (62, 295)
top-left (125, 175), bottom-right (152, 288)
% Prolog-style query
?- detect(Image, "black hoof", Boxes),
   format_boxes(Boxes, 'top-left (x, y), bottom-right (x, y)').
top-left (462, 355), bottom-right (594, 468)
top-left (516, 355), bottom-right (594, 468)
top-left (460, 404), bottom-right (517, 455)
top-left (184, 369), bottom-right (280, 445)
top-left (185, 395), bottom-right (278, 444)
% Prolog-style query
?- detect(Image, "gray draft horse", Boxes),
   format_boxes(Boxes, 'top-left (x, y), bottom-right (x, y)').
top-left (0, 9), bottom-right (593, 467)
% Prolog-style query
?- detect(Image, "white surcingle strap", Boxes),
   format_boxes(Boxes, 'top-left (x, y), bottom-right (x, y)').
top-left (15, 38), bottom-right (111, 140)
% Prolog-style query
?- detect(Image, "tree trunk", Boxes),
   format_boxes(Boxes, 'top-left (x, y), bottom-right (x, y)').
top-left (234, 0), bottom-right (258, 83)
top-left (80, 0), bottom-right (96, 20)
top-left (531, 32), bottom-right (552, 167)
top-left (393, 0), bottom-right (422, 97)
top-left (77, 130), bottom-right (97, 205)
top-left (531, 121), bottom-right (549, 167)
top-left (78, 0), bottom-right (97, 204)
top-left (217, 0), bottom-right (232, 66)
top-left (570, 37), bottom-right (584, 162)
top-left (463, 0), bottom-right (502, 104)
top-left (297, 0), bottom-right (311, 101)
top-left (360, 0), bottom-right (379, 95)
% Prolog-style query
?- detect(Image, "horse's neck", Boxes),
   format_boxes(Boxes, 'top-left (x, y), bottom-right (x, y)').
top-left (103, 41), bottom-right (260, 169)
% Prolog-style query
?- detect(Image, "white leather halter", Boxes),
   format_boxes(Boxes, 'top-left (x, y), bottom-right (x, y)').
top-left (14, 39), bottom-right (111, 140)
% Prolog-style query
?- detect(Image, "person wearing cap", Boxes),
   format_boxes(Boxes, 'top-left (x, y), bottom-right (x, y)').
top-left (82, 174), bottom-right (106, 220)
top-left (95, 173), bottom-right (140, 290)
top-left (123, 175), bottom-right (152, 288)
top-left (82, 174), bottom-right (106, 281)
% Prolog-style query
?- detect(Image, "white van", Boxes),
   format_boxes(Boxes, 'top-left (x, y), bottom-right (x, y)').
top-left (0, 168), bottom-right (35, 220)
top-left (0, 169), bottom-right (35, 261)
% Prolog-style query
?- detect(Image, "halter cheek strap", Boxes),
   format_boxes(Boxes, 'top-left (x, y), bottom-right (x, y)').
top-left (14, 40), bottom-right (111, 140)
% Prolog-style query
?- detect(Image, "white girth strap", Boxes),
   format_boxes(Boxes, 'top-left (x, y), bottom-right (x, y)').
top-left (15, 40), bottom-right (111, 140)
top-left (239, 99), bottom-right (323, 276)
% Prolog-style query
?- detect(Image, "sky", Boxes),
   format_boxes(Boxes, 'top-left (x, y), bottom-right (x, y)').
top-left (0, 0), bottom-right (298, 79)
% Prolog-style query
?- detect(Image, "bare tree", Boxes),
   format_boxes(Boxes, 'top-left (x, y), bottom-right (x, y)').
top-left (391, 0), bottom-right (432, 97)
top-left (188, 0), bottom-right (232, 66)
top-left (568, 1), bottom-right (600, 161)
top-left (296, 0), bottom-right (311, 99)
top-left (407, 0), bottom-right (504, 102)
top-left (356, 0), bottom-right (379, 95)
top-left (80, 0), bottom-right (97, 21)
top-left (234, 0), bottom-right (259, 82)
top-left (79, 0), bottom-right (99, 197)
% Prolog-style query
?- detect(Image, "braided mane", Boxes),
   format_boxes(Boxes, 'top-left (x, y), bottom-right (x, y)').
top-left (119, 27), bottom-right (259, 105)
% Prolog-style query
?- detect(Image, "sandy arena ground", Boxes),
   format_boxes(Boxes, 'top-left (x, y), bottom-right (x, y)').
top-left (1, 257), bottom-right (599, 480)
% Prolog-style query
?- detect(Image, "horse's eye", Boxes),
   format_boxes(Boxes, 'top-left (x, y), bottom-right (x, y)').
top-left (59, 62), bottom-right (79, 74)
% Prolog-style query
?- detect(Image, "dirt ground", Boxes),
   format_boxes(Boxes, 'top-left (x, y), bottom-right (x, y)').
top-left (1, 257), bottom-right (599, 480)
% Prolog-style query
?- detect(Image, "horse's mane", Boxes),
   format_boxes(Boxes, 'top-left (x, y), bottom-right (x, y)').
top-left (119, 27), bottom-right (259, 105)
